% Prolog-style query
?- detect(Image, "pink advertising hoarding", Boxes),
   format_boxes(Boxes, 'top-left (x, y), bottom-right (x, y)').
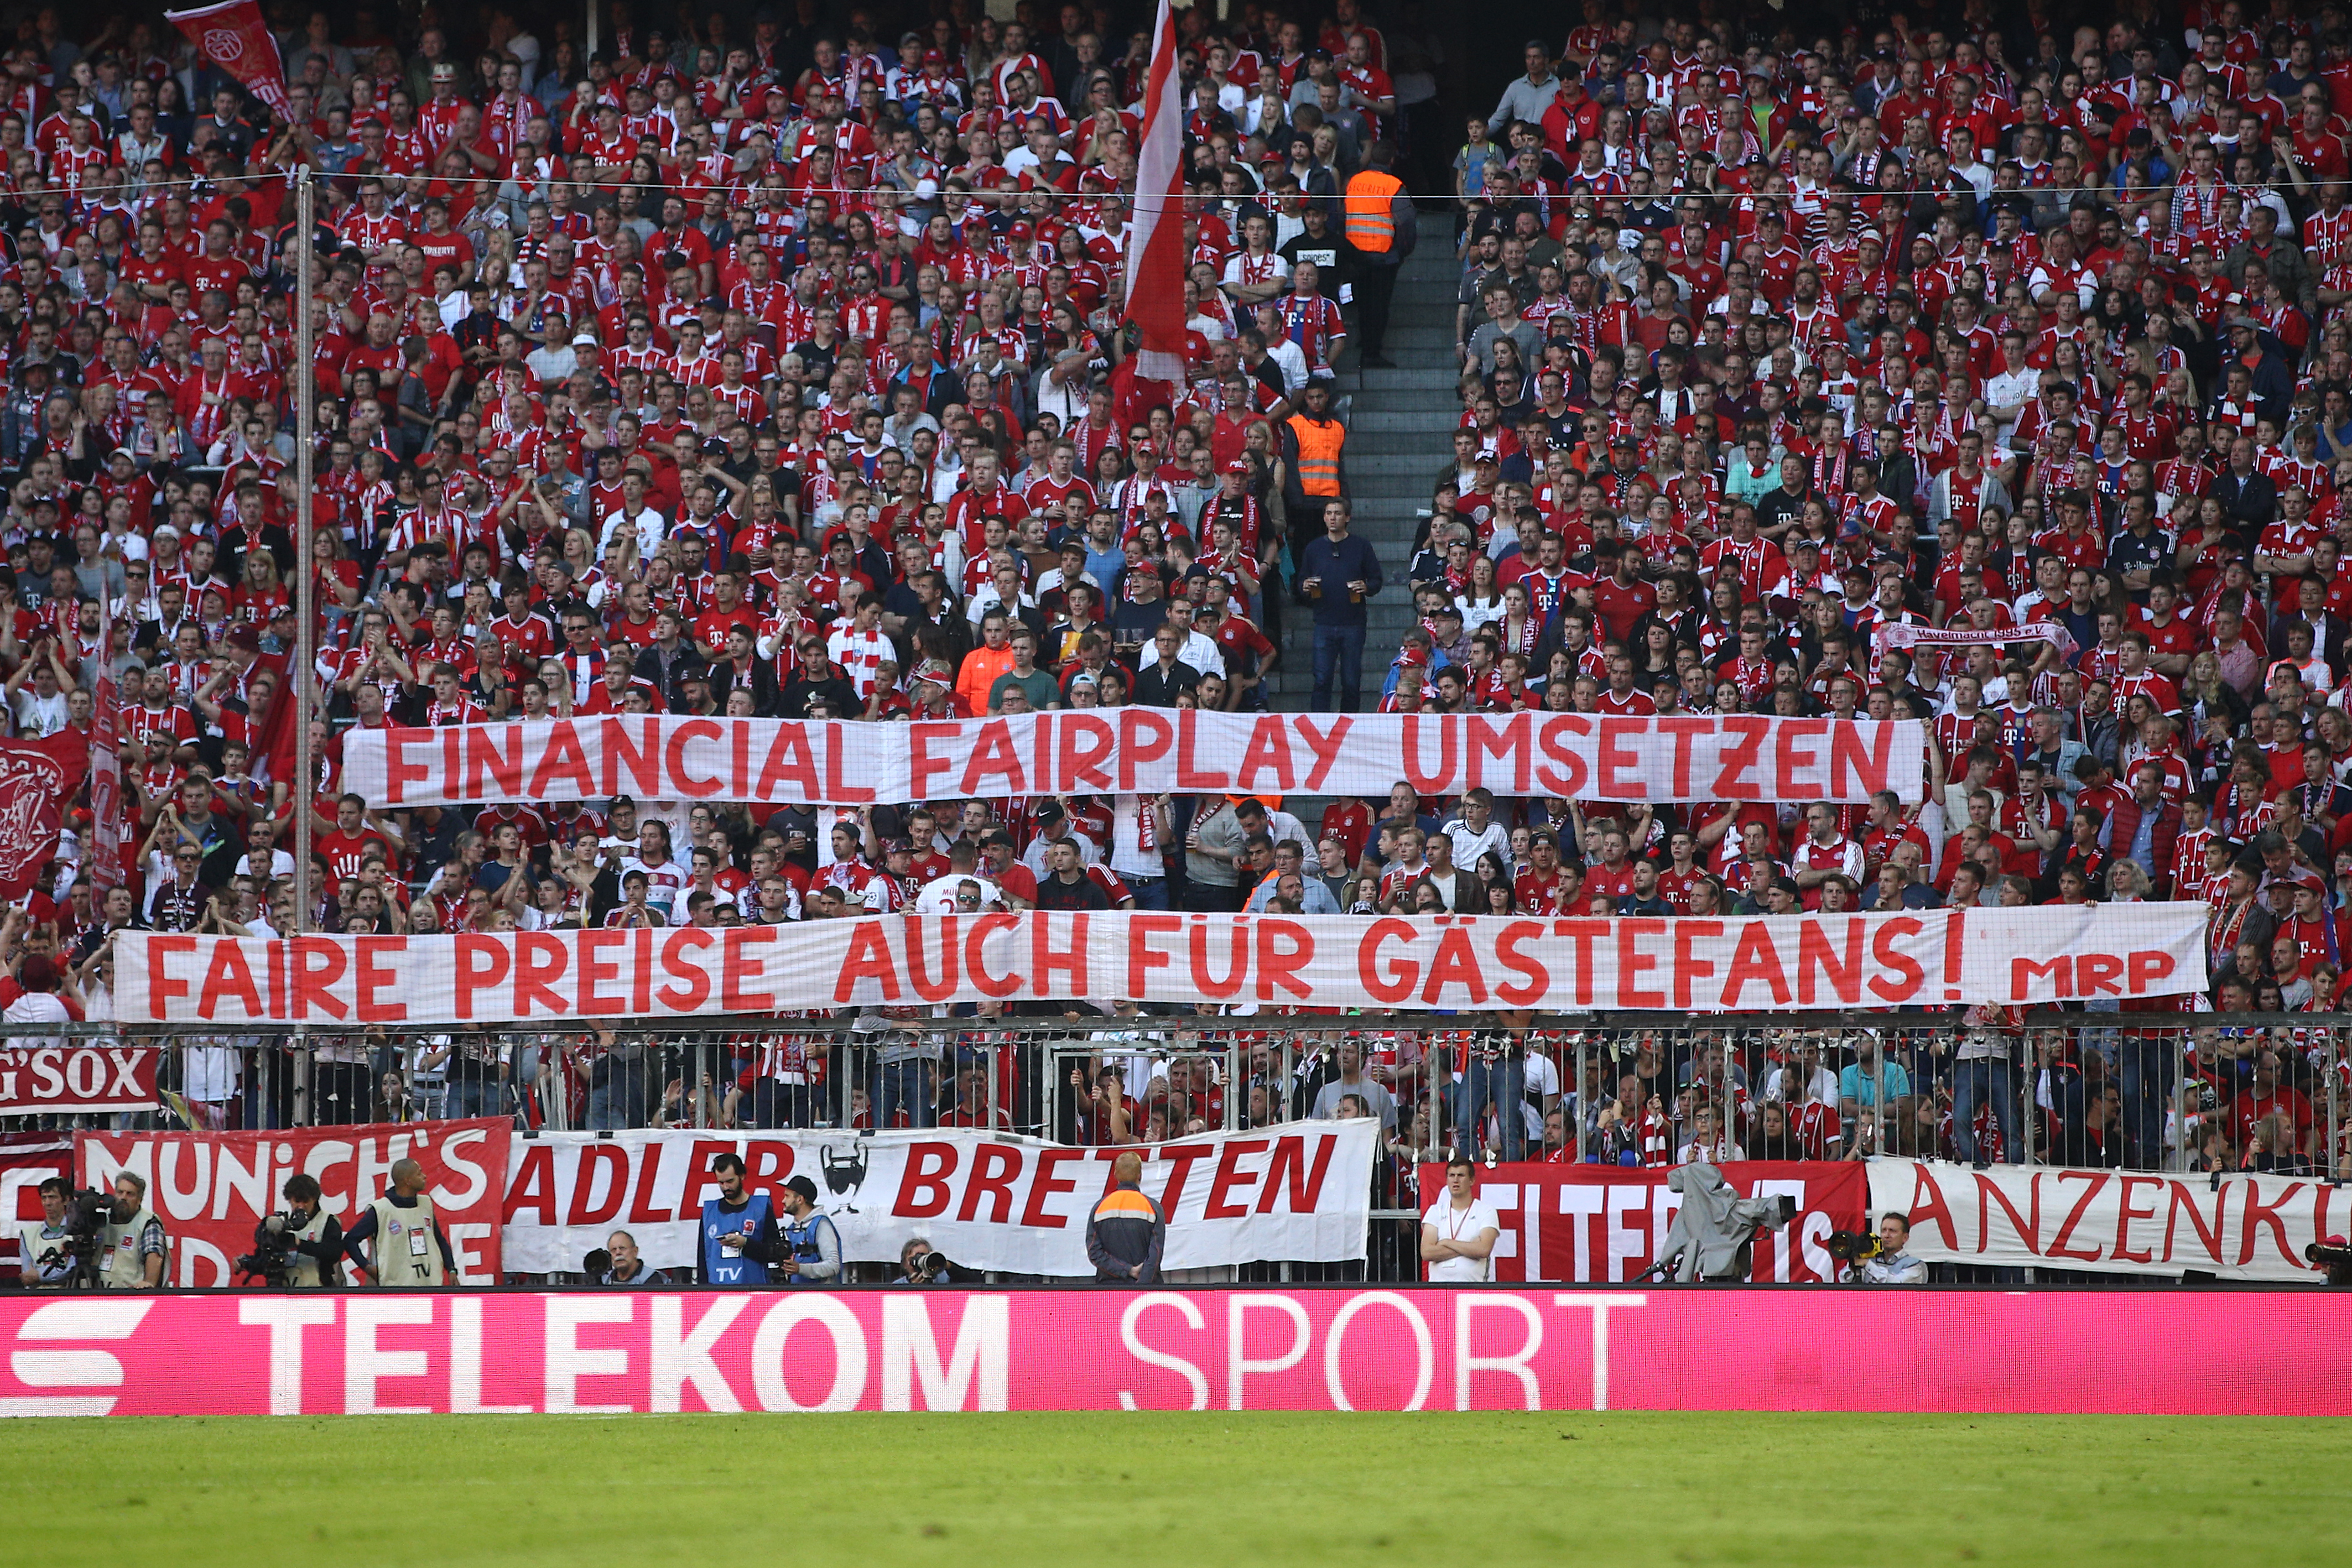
top-left (0, 1289), bottom-right (2341, 1418)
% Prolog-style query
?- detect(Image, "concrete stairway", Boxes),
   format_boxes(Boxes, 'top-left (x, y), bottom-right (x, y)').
top-left (1268, 225), bottom-right (1461, 710)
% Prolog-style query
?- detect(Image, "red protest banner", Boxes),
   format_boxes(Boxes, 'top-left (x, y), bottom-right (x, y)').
top-left (114, 905), bottom-right (2209, 1024)
top-left (0, 1046), bottom-right (157, 1114)
top-left (76, 1119), bottom-right (510, 1285)
top-left (1416, 1160), bottom-right (1869, 1282)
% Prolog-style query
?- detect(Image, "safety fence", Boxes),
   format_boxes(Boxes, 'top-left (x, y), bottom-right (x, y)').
top-left (7, 1014), bottom-right (2344, 1287)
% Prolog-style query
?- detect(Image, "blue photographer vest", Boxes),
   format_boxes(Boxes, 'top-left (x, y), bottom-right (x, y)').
top-left (700, 1194), bottom-right (775, 1285)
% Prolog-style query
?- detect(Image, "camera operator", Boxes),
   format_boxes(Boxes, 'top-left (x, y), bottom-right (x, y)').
top-left (269, 1174), bottom-right (345, 1286)
top-left (97, 1174), bottom-right (166, 1289)
top-left (1853, 1212), bottom-right (1927, 1284)
top-left (15, 1179), bottom-right (75, 1288)
top-left (894, 1237), bottom-right (948, 1285)
top-left (341, 1159), bottom-right (456, 1287)
top-left (596, 1230), bottom-right (663, 1286)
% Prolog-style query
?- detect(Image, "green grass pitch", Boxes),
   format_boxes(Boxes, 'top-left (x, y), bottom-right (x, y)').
top-left (6, 1411), bottom-right (2346, 1566)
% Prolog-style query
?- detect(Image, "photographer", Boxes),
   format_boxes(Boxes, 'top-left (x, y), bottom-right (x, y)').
top-left (97, 1174), bottom-right (166, 1289)
top-left (777, 1176), bottom-right (843, 1286)
top-left (341, 1159), bottom-right (456, 1287)
top-left (894, 1237), bottom-right (948, 1286)
top-left (1853, 1212), bottom-right (1927, 1284)
top-left (251, 1174), bottom-right (345, 1288)
top-left (699, 1152), bottom-right (783, 1284)
top-left (15, 1179), bottom-right (75, 1288)
top-left (595, 1230), bottom-right (663, 1286)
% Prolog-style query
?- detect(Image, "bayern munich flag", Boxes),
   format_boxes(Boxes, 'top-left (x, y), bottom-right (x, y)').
top-left (166, 1), bottom-right (291, 115)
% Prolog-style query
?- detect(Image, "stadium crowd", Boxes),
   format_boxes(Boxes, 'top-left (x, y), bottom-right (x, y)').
top-left (0, 2), bottom-right (2340, 1189)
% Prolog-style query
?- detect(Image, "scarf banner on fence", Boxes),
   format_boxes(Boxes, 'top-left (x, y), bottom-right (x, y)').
top-left (501, 1123), bottom-right (1376, 1277)
top-left (75, 1120), bottom-right (511, 1286)
top-left (1414, 1161), bottom-right (1869, 1283)
top-left (0, 1046), bottom-right (158, 1116)
top-left (114, 904), bottom-right (2208, 1024)
top-left (1, 1288), bottom-right (2343, 1417)
top-left (342, 712), bottom-right (1923, 808)
top-left (1865, 1159), bottom-right (2346, 1283)
top-left (1876, 619), bottom-right (2078, 655)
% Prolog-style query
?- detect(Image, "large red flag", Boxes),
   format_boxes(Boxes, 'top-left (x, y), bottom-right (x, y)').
top-left (166, 2), bottom-right (291, 116)
top-left (1121, 0), bottom-right (1188, 385)
top-left (0, 730), bottom-right (87, 902)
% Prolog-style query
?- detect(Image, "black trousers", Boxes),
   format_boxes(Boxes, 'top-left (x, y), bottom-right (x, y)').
top-left (1355, 262), bottom-right (1400, 357)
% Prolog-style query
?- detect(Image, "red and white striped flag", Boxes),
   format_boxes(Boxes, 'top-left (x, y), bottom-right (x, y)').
top-left (1122, 0), bottom-right (1188, 384)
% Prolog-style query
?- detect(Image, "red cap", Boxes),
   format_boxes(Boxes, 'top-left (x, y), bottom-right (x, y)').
top-left (1008, 220), bottom-right (1034, 238)
top-left (1224, 457), bottom-right (1250, 475)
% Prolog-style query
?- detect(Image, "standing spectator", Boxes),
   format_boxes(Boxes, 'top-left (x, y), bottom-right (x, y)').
top-left (1296, 499), bottom-right (1382, 710)
top-left (1419, 1155), bottom-right (1500, 1282)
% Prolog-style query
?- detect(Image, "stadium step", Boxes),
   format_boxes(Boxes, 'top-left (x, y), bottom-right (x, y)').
top-left (1267, 223), bottom-right (1458, 718)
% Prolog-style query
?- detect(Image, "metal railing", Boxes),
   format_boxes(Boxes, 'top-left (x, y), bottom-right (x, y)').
top-left (12, 1013), bottom-right (2343, 1284)
top-left (15, 1012), bottom-right (2343, 1175)
top-left (13, 1012), bottom-right (2346, 1157)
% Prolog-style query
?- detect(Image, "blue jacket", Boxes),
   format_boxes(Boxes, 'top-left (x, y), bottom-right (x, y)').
top-left (1295, 533), bottom-right (1383, 626)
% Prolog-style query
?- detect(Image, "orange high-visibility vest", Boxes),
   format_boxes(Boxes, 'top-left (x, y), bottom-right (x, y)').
top-left (1344, 170), bottom-right (1403, 253)
top-left (1289, 414), bottom-right (1345, 496)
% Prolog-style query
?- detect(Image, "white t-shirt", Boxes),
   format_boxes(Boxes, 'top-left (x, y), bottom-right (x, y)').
top-left (1420, 1196), bottom-right (1501, 1282)
top-left (237, 848), bottom-right (298, 883)
top-left (913, 872), bottom-right (1005, 913)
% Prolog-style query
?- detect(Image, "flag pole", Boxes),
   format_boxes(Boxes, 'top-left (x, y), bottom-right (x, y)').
top-left (293, 166), bottom-right (315, 936)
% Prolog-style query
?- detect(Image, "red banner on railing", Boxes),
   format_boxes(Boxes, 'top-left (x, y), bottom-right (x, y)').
top-left (343, 712), bottom-right (1923, 807)
top-left (77, 1120), bottom-right (511, 1286)
top-left (112, 905), bottom-right (2207, 1024)
top-left (1414, 1161), bottom-right (1869, 1282)
top-left (0, 1046), bottom-right (158, 1116)
top-left (0, 1137), bottom-right (69, 1278)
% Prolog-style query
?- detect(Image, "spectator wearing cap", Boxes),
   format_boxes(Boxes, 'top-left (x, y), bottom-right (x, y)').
top-left (0, 912), bottom-right (82, 1024)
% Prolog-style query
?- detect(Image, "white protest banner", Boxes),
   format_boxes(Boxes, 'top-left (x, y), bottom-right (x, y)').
top-left (342, 712), bottom-right (1923, 808)
top-left (500, 1123), bottom-right (1376, 1277)
top-left (1866, 1159), bottom-right (2346, 1283)
top-left (114, 905), bottom-right (2207, 1024)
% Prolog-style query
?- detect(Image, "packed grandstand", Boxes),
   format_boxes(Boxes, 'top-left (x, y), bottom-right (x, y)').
top-left (0, 0), bottom-right (2345, 1294)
